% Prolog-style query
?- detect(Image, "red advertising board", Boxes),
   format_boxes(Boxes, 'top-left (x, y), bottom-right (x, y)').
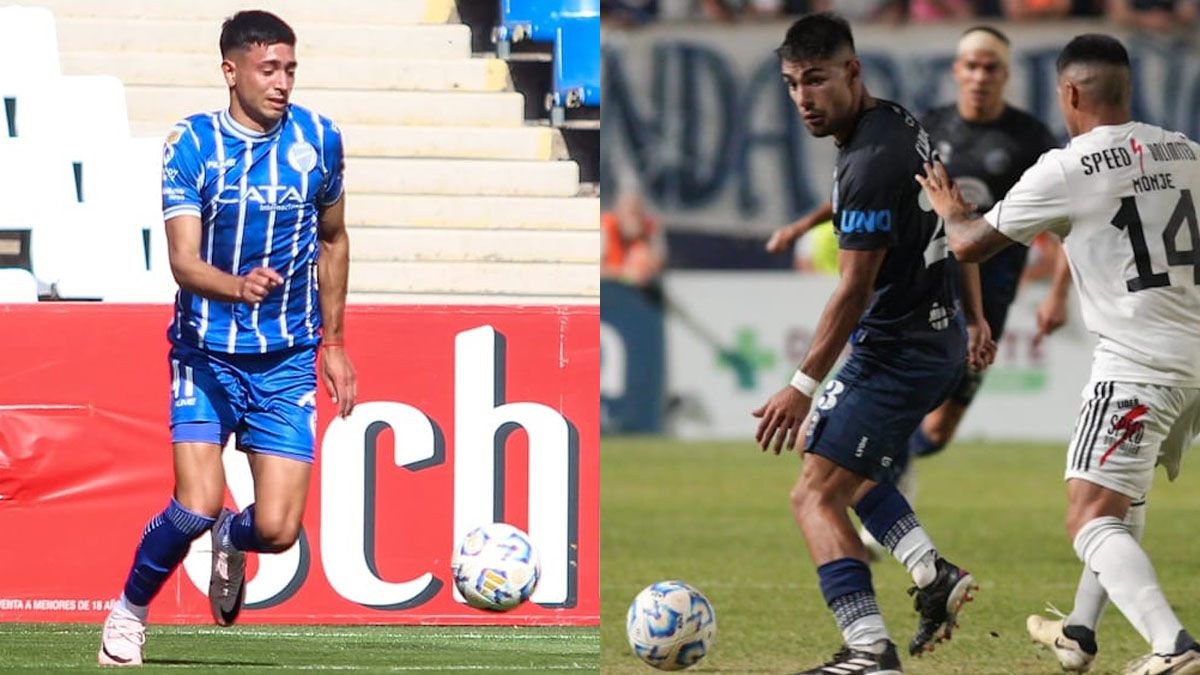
top-left (0, 304), bottom-right (598, 625)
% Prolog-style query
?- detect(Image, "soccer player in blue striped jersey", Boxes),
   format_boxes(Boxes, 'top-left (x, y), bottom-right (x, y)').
top-left (99, 11), bottom-right (356, 666)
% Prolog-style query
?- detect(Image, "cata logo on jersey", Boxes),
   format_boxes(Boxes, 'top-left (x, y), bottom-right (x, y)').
top-left (215, 184), bottom-right (306, 211)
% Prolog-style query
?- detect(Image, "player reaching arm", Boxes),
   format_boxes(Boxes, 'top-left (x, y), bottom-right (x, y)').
top-left (919, 34), bottom-right (1200, 674)
top-left (765, 200), bottom-right (833, 254)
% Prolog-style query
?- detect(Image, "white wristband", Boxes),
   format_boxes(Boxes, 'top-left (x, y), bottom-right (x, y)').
top-left (789, 369), bottom-right (820, 397)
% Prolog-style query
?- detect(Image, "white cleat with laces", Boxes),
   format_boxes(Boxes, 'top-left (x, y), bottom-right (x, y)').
top-left (1027, 611), bottom-right (1096, 672)
top-left (97, 609), bottom-right (145, 666)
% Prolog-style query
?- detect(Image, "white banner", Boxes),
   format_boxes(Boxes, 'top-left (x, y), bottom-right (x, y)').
top-left (664, 271), bottom-right (1098, 441)
top-left (602, 21), bottom-right (1200, 239)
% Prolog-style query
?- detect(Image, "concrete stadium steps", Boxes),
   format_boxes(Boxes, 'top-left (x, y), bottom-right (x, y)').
top-left (125, 87), bottom-right (526, 130)
top-left (349, 261), bottom-right (598, 299)
top-left (347, 158), bottom-right (579, 197)
top-left (62, 53), bottom-right (511, 92)
top-left (341, 126), bottom-right (563, 161)
top-left (26, 0), bottom-right (456, 24)
top-left (349, 227), bottom-right (598, 263)
top-left (347, 195), bottom-right (599, 230)
top-left (55, 20), bottom-right (470, 60)
top-left (26, 0), bottom-right (600, 304)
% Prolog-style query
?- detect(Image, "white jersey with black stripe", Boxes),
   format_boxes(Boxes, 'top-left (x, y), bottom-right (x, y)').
top-left (983, 121), bottom-right (1200, 388)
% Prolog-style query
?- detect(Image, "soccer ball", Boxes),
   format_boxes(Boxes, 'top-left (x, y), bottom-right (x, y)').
top-left (626, 580), bottom-right (717, 671)
top-left (451, 522), bottom-right (540, 611)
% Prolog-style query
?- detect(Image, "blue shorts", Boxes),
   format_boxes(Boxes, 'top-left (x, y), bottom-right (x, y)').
top-left (803, 346), bottom-right (965, 483)
top-left (168, 341), bottom-right (318, 463)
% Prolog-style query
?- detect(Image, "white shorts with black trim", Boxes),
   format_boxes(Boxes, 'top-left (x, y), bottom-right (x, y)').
top-left (1065, 378), bottom-right (1200, 501)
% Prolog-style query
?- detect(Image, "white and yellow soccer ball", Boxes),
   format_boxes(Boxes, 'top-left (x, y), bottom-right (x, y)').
top-left (451, 522), bottom-right (540, 611)
top-left (626, 580), bottom-right (717, 671)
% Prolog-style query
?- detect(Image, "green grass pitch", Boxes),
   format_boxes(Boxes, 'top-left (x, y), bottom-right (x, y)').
top-left (601, 437), bottom-right (1200, 674)
top-left (0, 624), bottom-right (598, 673)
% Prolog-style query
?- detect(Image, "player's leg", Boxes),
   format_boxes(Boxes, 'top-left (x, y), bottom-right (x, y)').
top-left (790, 454), bottom-right (902, 674)
top-left (1062, 382), bottom-right (1200, 673)
top-left (100, 345), bottom-right (236, 665)
top-left (226, 452), bottom-right (311, 552)
top-left (209, 346), bottom-right (318, 625)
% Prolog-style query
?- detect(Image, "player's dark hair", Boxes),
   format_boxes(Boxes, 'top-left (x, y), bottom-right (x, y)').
top-left (219, 10), bottom-right (296, 57)
top-left (1056, 34), bottom-right (1129, 73)
top-left (960, 25), bottom-right (1009, 45)
top-left (775, 13), bottom-right (855, 63)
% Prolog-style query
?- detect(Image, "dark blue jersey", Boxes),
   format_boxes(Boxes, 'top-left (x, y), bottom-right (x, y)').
top-left (921, 104), bottom-right (1059, 336)
top-left (831, 99), bottom-right (962, 353)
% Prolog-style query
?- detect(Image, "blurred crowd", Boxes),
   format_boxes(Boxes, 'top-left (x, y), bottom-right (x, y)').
top-left (601, 0), bottom-right (1197, 31)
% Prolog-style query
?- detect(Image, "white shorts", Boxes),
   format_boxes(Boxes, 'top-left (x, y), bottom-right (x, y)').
top-left (1065, 379), bottom-right (1200, 500)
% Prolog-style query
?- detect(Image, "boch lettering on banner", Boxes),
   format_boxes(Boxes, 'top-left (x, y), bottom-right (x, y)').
top-left (0, 305), bottom-right (598, 624)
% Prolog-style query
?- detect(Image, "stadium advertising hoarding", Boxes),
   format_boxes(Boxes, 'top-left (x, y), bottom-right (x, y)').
top-left (0, 304), bottom-right (598, 625)
top-left (602, 21), bottom-right (1200, 242)
top-left (663, 271), bottom-right (1096, 441)
top-left (600, 280), bottom-right (666, 433)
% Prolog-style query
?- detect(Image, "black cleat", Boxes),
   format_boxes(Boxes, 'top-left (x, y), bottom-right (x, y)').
top-left (792, 641), bottom-right (903, 674)
top-left (908, 557), bottom-right (977, 656)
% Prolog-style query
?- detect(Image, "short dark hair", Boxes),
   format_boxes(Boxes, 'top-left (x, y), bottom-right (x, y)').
top-left (219, 10), bottom-right (296, 57)
top-left (775, 13), bottom-right (855, 63)
top-left (1056, 33), bottom-right (1129, 73)
top-left (960, 25), bottom-right (1009, 45)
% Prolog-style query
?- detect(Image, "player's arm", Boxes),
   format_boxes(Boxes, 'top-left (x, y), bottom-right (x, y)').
top-left (317, 195), bottom-right (356, 418)
top-left (915, 162), bottom-right (1015, 262)
top-left (753, 247), bottom-right (885, 454)
top-left (958, 261), bottom-right (996, 370)
top-left (920, 156), bottom-right (1073, 265)
top-left (766, 201), bottom-right (834, 254)
top-left (1034, 242), bottom-right (1072, 346)
top-left (165, 215), bottom-right (282, 303)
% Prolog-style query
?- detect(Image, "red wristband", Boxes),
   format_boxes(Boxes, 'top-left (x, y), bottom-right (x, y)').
top-left (321, 342), bottom-right (344, 349)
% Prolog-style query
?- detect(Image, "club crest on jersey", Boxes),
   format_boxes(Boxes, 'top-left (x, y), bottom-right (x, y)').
top-left (287, 141), bottom-right (318, 173)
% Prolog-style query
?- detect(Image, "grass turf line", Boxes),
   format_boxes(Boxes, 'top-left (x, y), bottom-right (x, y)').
top-left (601, 437), bottom-right (1200, 675)
top-left (0, 624), bottom-right (598, 673)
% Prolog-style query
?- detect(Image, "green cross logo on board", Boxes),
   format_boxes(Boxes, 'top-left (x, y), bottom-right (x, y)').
top-left (716, 328), bottom-right (775, 390)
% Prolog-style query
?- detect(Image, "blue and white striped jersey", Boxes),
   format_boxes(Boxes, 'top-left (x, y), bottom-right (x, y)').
top-left (162, 105), bottom-right (344, 354)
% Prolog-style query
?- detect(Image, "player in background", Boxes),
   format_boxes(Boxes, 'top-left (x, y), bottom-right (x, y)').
top-left (767, 27), bottom-right (1064, 524)
top-left (98, 11), bottom-right (356, 666)
top-left (752, 14), bottom-right (992, 673)
top-left (918, 34), bottom-right (1200, 675)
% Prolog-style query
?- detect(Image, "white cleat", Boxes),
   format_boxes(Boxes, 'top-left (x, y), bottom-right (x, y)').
top-left (1027, 614), bottom-right (1095, 672)
top-left (1124, 647), bottom-right (1200, 675)
top-left (1027, 612), bottom-right (1094, 667)
top-left (97, 609), bottom-right (145, 666)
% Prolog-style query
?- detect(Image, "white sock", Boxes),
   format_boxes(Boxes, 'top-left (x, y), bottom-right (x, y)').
top-left (1074, 516), bottom-right (1181, 653)
top-left (1067, 502), bottom-right (1145, 631)
top-left (893, 529), bottom-right (937, 588)
top-left (844, 615), bottom-right (890, 652)
top-left (114, 593), bottom-right (148, 624)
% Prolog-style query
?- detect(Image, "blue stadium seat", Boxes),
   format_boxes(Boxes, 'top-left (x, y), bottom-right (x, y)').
top-left (548, 14), bottom-right (599, 125)
top-left (494, 0), bottom-right (599, 56)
